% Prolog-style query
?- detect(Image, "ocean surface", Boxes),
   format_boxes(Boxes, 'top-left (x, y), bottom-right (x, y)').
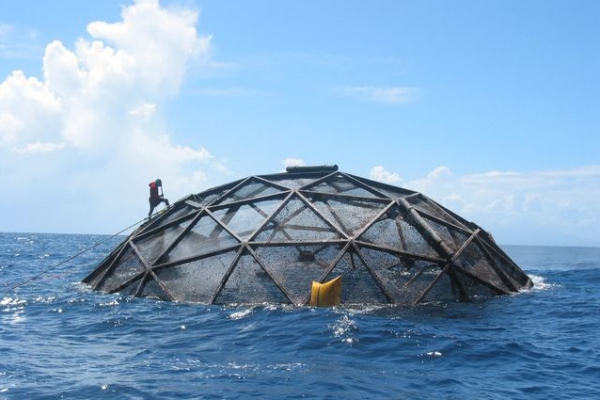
top-left (1, 232), bottom-right (599, 399)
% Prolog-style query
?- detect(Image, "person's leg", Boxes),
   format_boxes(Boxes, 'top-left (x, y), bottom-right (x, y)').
top-left (148, 199), bottom-right (155, 216)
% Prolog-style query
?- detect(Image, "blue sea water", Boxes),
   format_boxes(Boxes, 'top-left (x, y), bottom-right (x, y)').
top-left (1, 233), bottom-right (599, 399)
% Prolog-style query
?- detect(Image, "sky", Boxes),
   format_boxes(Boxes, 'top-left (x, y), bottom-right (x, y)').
top-left (1, 0), bottom-right (599, 246)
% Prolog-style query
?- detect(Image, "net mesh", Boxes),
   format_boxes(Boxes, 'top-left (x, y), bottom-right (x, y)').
top-left (85, 168), bottom-right (532, 305)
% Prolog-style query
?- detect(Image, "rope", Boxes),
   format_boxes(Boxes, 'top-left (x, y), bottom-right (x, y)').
top-left (2, 217), bottom-right (148, 295)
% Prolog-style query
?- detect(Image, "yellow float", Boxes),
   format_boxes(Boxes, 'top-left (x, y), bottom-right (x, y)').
top-left (310, 276), bottom-right (342, 307)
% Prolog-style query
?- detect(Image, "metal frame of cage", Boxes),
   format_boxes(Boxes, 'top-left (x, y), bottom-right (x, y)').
top-left (83, 166), bottom-right (532, 305)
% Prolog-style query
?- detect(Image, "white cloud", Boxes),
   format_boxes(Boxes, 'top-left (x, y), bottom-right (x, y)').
top-left (0, 111), bottom-right (23, 144)
top-left (12, 141), bottom-right (66, 154)
top-left (336, 86), bottom-right (419, 104)
top-left (370, 165), bottom-right (600, 246)
top-left (85, 0), bottom-right (210, 95)
top-left (128, 103), bottom-right (156, 118)
top-left (0, 0), bottom-right (223, 234)
top-left (405, 166), bottom-right (453, 195)
top-left (0, 23), bottom-right (42, 59)
top-left (128, 130), bottom-right (212, 166)
top-left (1, 0), bottom-right (211, 152)
top-left (0, 70), bottom-right (62, 148)
top-left (370, 165), bottom-right (403, 184)
top-left (283, 158), bottom-right (306, 168)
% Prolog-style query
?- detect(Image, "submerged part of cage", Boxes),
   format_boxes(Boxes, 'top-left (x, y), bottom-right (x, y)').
top-left (83, 167), bottom-right (533, 306)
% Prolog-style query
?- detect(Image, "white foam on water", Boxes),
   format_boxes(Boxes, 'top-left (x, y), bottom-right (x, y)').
top-left (34, 296), bottom-right (57, 304)
top-left (527, 274), bottom-right (558, 292)
top-left (99, 299), bottom-right (120, 307)
top-left (228, 307), bottom-right (253, 320)
top-left (330, 314), bottom-right (359, 344)
top-left (267, 362), bottom-right (306, 371)
top-left (1, 297), bottom-right (27, 324)
top-left (1, 297), bottom-right (26, 306)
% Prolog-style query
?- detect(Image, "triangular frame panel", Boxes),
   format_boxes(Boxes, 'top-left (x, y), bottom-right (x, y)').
top-left (253, 243), bottom-right (344, 305)
top-left (305, 192), bottom-right (392, 237)
top-left (214, 177), bottom-right (288, 206)
top-left (357, 245), bottom-right (447, 305)
top-left (155, 249), bottom-right (239, 303)
top-left (160, 212), bottom-right (240, 264)
top-left (302, 173), bottom-right (386, 199)
top-left (211, 196), bottom-right (285, 241)
top-left (358, 204), bottom-right (442, 259)
top-left (324, 250), bottom-right (389, 304)
top-left (96, 245), bottom-right (146, 293)
top-left (138, 274), bottom-right (173, 301)
top-left (213, 252), bottom-right (291, 304)
top-left (252, 193), bottom-right (346, 243)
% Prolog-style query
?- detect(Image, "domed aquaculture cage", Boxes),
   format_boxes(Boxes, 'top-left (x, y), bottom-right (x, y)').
top-left (83, 165), bottom-right (532, 306)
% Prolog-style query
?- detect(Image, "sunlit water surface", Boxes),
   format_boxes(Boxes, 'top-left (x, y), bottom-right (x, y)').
top-left (1, 233), bottom-right (599, 399)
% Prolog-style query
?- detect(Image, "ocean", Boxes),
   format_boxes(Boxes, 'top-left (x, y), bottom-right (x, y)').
top-left (1, 232), bottom-right (599, 399)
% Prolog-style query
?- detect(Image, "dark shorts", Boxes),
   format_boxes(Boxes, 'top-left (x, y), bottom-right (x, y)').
top-left (149, 197), bottom-right (162, 207)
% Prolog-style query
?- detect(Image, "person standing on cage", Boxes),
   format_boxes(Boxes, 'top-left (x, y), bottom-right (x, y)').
top-left (148, 178), bottom-right (170, 217)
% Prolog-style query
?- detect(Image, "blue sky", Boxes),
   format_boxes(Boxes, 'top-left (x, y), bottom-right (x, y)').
top-left (1, 0), bottom-right (599, 246)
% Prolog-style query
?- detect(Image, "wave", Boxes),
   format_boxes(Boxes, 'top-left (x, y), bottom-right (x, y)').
top-left (526, 274), bottom-right (559, 292)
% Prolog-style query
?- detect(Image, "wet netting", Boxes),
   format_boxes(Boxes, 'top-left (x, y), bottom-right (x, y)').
top-left (83, 166), bottom-right (532, 305)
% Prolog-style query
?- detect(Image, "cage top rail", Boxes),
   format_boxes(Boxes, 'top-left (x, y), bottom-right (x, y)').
top-left (285, 165), bottom-right (339, 174)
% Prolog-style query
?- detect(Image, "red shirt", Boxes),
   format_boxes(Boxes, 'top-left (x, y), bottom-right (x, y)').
top-left (149, 182), bottom-right (159, 198)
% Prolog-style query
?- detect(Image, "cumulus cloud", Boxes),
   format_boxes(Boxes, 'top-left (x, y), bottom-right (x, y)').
top-left (0, 70), bottom-right (61, 147)
top-left (85, 0), bottom-right (210, 95)
top-left (1, 0), bottom-right (209, 152)
top-left (0, 0), bottom-right (220, 233)
top-left (370, 165), bottom-right (403, 184)
top-left (283, 158), bottom-right (306, 168)
top-left (372, 165), bottom-right (600, 246)
top-left (336, 86), bottom-right (419, 104)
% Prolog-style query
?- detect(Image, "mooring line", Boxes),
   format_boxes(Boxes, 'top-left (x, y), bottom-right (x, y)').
top-left (2, 217), bottom-right (148, 295)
